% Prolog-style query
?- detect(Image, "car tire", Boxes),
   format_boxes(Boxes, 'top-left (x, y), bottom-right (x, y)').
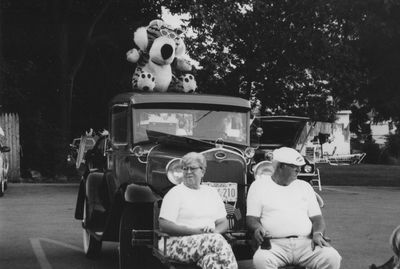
top-left (119, 205), bottom-right (151, 269)
top-left (82, 198), bottom-right (102, 258)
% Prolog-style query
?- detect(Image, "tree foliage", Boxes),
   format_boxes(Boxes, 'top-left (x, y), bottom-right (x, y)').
top-left (164, 0), bottom-right (368, 122)
top-left (2, 0), bottom-right (400, 175)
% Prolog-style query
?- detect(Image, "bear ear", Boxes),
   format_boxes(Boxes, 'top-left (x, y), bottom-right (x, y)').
top-left (126, 48), bottom-right (140, 63)
top-left (134, 27), bottom-right (149, 51)
top-left (148, 19), bottom-right (164, 29)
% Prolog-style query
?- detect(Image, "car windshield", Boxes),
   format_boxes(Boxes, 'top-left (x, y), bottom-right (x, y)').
top-left (250, 119), bottom-right (308, 148)
top-left (133, 108), bottom-right (248, 145)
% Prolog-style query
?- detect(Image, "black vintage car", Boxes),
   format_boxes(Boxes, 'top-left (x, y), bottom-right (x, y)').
top-left (250, 116), bottom-right (320, 188)
top-left (74, 92), bottom-right (255, 268)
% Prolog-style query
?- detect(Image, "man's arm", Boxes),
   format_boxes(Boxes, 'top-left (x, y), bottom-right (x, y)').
top-left (246, 216), bottom-right (265, 245)
top-left (310, 214), bottom-right (331, 249)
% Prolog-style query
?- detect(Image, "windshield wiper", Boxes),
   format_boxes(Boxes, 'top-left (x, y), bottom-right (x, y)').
top-left (195, 111), bottom-right (212, 123)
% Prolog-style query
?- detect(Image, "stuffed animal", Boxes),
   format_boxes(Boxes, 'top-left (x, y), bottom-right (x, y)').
top-left (127, 19), bottom-right (195, 92)
top-left (177, 74), bottom-right (197, 93)
top-left (136, 71), bottom-right (156, 92)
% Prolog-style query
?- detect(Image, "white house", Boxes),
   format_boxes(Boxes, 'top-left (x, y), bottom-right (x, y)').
top-left (370, 120), bottom-right (396, 146)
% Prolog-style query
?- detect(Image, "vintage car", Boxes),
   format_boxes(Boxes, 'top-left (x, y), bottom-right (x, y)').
top-left (250, 116), bottom-right (321, 189)
top-left (74, 92), bottom-right (255, 268)
top-left (0, 144), bottom-right (10, 197)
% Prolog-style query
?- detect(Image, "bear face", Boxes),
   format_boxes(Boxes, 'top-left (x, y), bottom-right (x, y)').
top-left (149, 36), bottom-right (176, 66)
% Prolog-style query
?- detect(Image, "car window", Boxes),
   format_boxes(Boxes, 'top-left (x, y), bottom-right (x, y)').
top-left (133, 108), bottom-right (248, 145)
top-left (251, 119), bottom-right (307, 148)
top-left (111, 104), bottom-right (128, 145)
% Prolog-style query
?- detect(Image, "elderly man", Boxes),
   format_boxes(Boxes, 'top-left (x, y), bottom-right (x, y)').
top-left (246, 147), bottom-right (341, 269)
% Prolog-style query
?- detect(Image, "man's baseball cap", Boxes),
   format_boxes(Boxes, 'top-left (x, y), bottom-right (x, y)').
top-left (273, 147), bottom-right (305, 166)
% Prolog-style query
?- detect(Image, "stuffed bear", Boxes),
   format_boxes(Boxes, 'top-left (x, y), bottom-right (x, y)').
top-left (127, 19), bottom-right (195, 92)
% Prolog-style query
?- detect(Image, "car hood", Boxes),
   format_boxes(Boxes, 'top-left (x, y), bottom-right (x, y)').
top-left (250, 116), bottom-right (309, 149)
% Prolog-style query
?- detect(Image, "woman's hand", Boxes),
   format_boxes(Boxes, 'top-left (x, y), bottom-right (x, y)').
top-left (201, 225), bottom-right (215, 233)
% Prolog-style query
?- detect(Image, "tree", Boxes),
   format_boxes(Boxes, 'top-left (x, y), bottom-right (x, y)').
top-left (49, 0), bottom-right (113, 174)
top-left (1, 0), bottom-right (159, 176)
top-left (165, 0), bottom-right (366, 122)
top-left (355, 0), bottom-right (400, 122)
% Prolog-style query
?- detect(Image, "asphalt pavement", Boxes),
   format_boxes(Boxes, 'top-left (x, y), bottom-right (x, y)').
top-left (0, 184), bottom-right (399, 269)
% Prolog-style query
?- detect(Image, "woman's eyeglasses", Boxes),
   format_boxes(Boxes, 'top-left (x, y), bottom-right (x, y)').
top-left (182, 166), bottom-right (202, 172)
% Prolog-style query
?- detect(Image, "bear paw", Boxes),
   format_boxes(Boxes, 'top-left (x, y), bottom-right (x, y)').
top-left (179, 74), bottom-right (197, 93)
top-left (133, 71), bottom-right (156, 92)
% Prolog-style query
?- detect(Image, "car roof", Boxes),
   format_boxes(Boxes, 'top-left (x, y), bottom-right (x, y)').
top-left (109, 92), bottom-right (250, 109)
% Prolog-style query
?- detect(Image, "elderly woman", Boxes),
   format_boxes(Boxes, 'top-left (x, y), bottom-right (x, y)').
top-left (159, 152), bottom-right (238, 269)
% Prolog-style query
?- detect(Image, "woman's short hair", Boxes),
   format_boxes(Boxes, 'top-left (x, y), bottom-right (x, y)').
top-left (181, 152), bottom-right (207, 170)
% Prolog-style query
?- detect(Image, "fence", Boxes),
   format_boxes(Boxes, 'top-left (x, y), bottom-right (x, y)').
top-left (0, 113), bottom-right (20, 181)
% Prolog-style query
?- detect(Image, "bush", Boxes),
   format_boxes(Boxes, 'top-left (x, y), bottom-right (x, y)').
top-left (384, 133), bottom-right (400, 159)
top-left (362, 140), bottom-right (381, 164)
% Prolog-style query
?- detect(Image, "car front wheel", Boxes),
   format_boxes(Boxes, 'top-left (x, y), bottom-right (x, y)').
top-left (82, 198), bottom-right (102, 258)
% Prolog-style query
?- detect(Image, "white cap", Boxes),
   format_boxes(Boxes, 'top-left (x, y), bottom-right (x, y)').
top-left (273, 147), bottom-right (305, 166)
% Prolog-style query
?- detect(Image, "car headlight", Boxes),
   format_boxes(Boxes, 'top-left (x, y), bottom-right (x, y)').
top-left (244, 147), bottom-right (255, 159)
top-left (252, 160), bottom-right (274, 179)
top-left (263, 150), bottom-right (273, 161)
top-left (166, 158), bottom-right (184, 185)
top-left (303, 164), bottom-right (313, 173)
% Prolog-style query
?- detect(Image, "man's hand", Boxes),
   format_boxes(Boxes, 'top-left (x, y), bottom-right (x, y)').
top-left (254, 226), bottom-right (266, 245)
top-left (311, 232), bottom-right (331, 250)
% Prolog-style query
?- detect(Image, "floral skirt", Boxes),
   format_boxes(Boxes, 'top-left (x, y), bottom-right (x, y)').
top-left (165, 233), bottom-right (238, 269)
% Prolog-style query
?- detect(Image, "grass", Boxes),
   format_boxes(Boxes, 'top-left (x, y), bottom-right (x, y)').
top-left (317, 163), bottom-right (400, 186)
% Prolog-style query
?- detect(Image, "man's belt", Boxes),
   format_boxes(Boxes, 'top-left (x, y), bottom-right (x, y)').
top-left (271, 235), bottom-right (310, 239)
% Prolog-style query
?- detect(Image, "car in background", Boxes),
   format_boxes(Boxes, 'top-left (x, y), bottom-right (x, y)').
top-left (250, 116), bottom-right (319, 186)
top-left (67, 136), bottom-right (96, 170)
top-left (0, 145), bottom-right (10, 197)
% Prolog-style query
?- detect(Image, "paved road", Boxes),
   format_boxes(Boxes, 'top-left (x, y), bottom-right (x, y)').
top-left (0, 184), bottom-right (399, 269)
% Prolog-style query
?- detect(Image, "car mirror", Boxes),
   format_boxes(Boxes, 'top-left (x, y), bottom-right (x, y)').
top-left (0, 146), bottom-right (10, 153)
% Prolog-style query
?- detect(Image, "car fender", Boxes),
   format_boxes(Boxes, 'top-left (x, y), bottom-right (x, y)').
top-left (75, 172), bottom-right (106, 221)
top-left (124, 183), bottom-right (161, 203)
top-left (85, 172), bottom-right (106, 213)
top-left (74, 179), bottom-right (86, 219)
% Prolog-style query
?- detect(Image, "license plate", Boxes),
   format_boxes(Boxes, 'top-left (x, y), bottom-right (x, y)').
top-left (202, 182), bottom-right (238, 202)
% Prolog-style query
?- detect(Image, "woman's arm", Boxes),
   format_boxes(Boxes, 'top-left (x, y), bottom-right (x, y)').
top-left (159, 218), bottom-right (203, 236)
top-left (214, 217), bottom-right (229, 234)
